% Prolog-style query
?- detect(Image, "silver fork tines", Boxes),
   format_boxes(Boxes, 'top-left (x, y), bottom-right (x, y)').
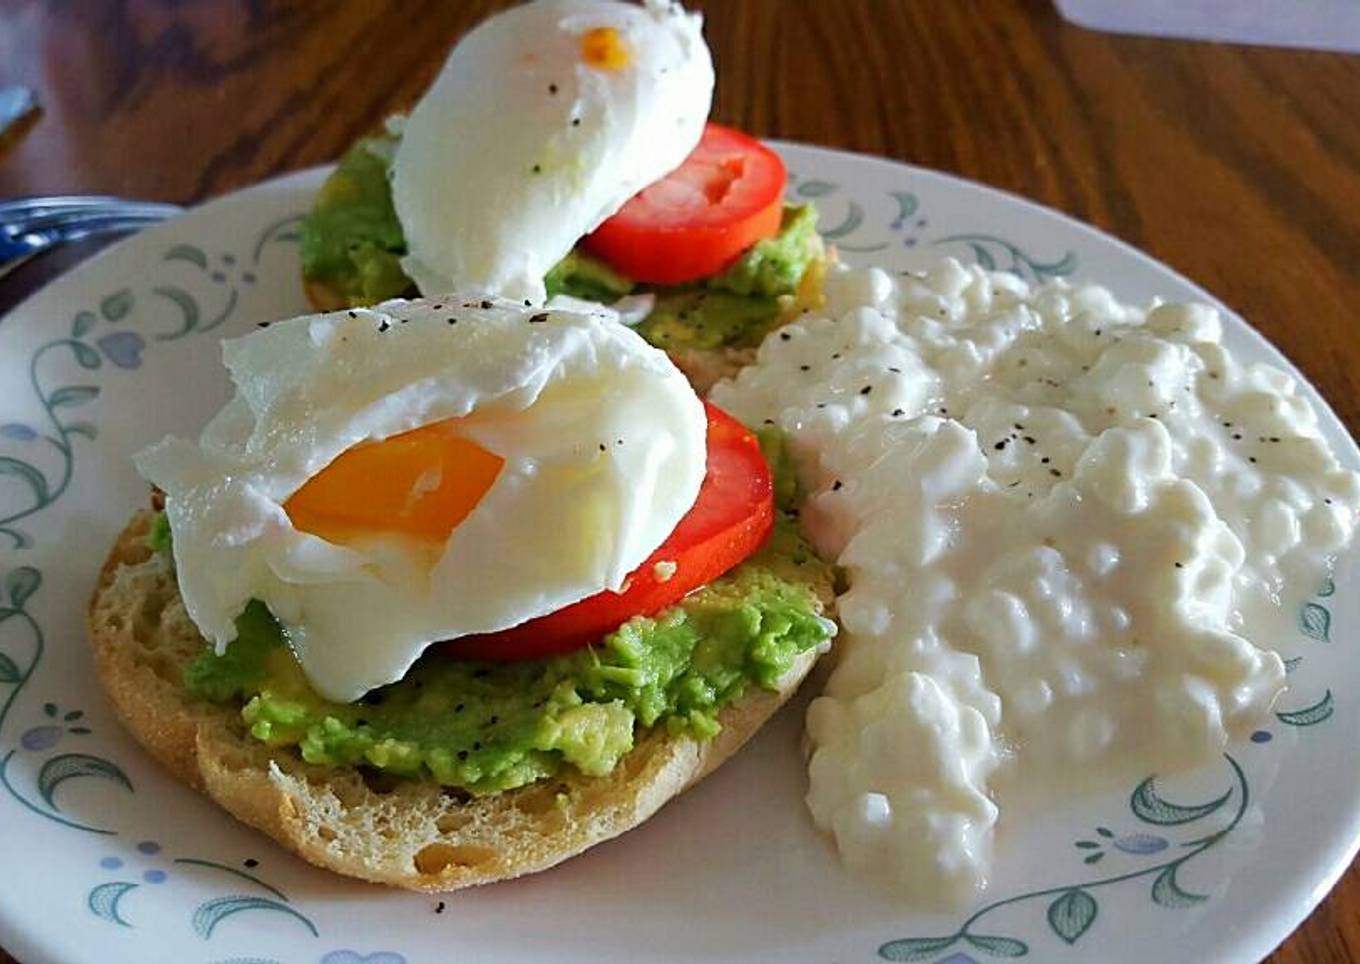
top-left (0, 194), bottom-right (184, 282)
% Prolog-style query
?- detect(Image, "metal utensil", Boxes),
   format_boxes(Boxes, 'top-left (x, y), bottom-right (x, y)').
top-left (0, 194), bottom-right (183, 281)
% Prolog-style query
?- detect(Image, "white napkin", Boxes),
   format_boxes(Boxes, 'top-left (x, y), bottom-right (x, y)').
top-left (1055, 0), bottom-right (1360, 53)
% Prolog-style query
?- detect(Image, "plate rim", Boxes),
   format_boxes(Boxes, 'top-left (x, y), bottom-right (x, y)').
top-left (0, 143), bottom-right (1356, 964)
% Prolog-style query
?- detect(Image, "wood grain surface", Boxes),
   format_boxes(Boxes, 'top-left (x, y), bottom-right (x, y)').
top-left (2, 1), bottom-right (1358, 961)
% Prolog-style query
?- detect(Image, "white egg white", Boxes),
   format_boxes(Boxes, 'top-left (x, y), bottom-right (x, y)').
top-left (135, 298), bottom-right (708, 702)
top-left (392, 0), bottom-right (714, 303)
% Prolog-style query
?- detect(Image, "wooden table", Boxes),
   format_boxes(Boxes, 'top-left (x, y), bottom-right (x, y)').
top-left (1, 2), bottom-right (1357, 960)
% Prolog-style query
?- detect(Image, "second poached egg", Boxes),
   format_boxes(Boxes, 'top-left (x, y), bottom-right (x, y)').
top-left (391, 0), bottom-right (714, 304)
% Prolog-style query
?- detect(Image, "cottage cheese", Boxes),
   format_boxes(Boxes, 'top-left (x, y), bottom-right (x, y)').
top-left (712, 258), bottom-right (1360, 900)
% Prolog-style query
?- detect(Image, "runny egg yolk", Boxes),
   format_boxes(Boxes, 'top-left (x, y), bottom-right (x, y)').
top-left (580, 27), bottom-right (630, 71)
top-left (285, 419), bottom-right (503, 546)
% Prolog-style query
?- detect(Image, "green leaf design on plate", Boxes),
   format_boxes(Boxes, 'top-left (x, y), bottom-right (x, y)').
top-left (1130, 776), bottom-right (1232, 826)
top-left (37, 753), bottom-right (133, 810)
top-left (5, 566), bottom-right (40, 609)
top-left (820, 200), bottom-right (865, 240)
top-left (100, 289), bottom-right (133, 322)
top-left (1150, 864), bottom-right (1207, 908)
top-left (163, 243), bottom-right (209, 270)
top-left (877, 935), bottom-right (957, 961)
top-left (1318, 575), bottom-right (1335, 598)
top-left (191, 895), bottom-right (318, 939)
top-left (796, 179), bottom-right (837, 198)
top-left (1083, 851), bottom-right (1104, 864)
top-left (71, 341), bottom-right (102, 370)
top-left (1276, 689), bottom-right (1334, 727)
top-left (87, 881), bottom-right (138, 927)
top-left (891, 190), bottom-right (919, 225)
top-left (1047, 888), bottom-right (1097, 944)
top-left (0, 457), bottom-right (49, 504)
top-left (0, 652), bottom-right (20, 683)
top-left (70, 311), bottom-right (97, 339)
top-left (172, 858), bottom-right (288, 900)
top-left (1299, 602), bottom-right (1331, 641)
top-left (63, 421), bottom-right (97, 441)
top-left (152, 285), bottom-right (201, 340)
top-left (964, 934), bottom-right (1029, 957)
top-left (47, 385), bottom-right (99, 409)
top-left (934, 233), bottom-right (1077, 284)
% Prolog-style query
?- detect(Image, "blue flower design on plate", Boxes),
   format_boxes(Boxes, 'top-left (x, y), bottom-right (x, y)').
top-left (95, 331), bottom-right (145, 370)
top-left (19, 702), bottom-right (91, 751)
top-left (0, 423), bottom-right (36, 441)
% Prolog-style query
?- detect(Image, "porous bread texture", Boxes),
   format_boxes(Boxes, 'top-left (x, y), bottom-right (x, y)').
top-left (88, 511), bottom-right (833, 892)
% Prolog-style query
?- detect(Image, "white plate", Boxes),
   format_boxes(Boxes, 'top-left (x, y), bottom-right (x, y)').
top-left (0, 144), bottom-right (1356, 964)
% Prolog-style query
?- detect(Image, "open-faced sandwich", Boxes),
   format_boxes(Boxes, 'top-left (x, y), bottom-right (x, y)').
top-left (88, 296), bottom-right (835, 890)
top-left (298, 0), bottom-right (828, 391)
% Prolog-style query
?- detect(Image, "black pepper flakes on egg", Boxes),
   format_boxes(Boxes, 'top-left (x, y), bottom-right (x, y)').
top-left (528, 313), bottom-right (549, 324)
top-left (378, 320), bottom-right (390, 333)
top-left (779, 331), bottom-right (792, 341)
top-left (860, 385), bottom-right (873, 396)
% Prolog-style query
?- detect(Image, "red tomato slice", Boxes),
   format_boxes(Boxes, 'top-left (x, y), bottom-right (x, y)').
top-left (444, 402), bottom-right (774, 662)
top-left (582, 123), bottom-right (787, 285)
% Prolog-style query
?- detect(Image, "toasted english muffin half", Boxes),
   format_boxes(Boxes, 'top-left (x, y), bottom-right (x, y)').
top-left (88, 511), bottom-right (833, 892)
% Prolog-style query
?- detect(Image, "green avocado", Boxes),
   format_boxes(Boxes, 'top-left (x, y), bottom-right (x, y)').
top-left (543, 249), bottom-right (635, 303)
top-left (183, 523), bottom-right (832, 795)
top-left (299, 134), bottom-right (414, 306)
top-left (298, 128), bottom-right (822, 347)
top-left (709, 203), bottom-right (821, 299)
top-left (634, 288), bottom-right (784, 351)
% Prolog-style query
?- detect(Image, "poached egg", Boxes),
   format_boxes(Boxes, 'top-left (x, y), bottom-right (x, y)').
top-left (391, 0), bottom-right (714, 304)
top-left (136, 299), bottom-right (707, 702)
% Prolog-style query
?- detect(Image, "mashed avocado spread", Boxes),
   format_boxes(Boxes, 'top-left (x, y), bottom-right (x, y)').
top-left (177, 520), bottom-right (831, 796)
top-left (300, 133), bottom-right (822, 349)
